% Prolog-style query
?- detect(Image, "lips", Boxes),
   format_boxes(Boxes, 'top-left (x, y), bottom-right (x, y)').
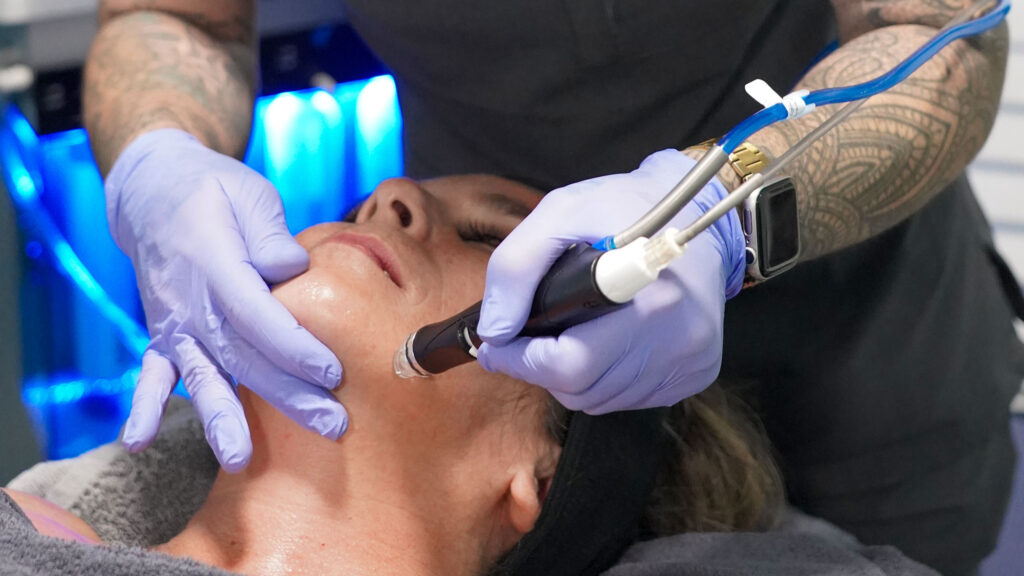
top-left (322, 232), bottom-right (404, 287)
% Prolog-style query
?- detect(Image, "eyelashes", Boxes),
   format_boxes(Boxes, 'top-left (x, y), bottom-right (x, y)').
top-left (457, 220), bottom-right (506, 249)
top-left (342, 203), bottom-right (362, 223)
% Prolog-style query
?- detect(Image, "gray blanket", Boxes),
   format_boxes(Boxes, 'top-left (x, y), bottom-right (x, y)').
top-left (4, 396), bottom-right (938, 575)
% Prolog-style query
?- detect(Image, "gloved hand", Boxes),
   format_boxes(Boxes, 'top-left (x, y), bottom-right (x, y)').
top-left (105, 129), bottom-right (347, 472)
top-left (476, 149), bottom-right (746, 413)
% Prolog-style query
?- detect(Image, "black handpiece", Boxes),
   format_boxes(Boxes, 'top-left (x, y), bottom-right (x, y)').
top-left (397, 244), bottom-right (623, 377)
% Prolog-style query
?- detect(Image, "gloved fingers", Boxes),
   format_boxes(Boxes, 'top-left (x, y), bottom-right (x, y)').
top-left (477, 190), bottom-right (606, 345)
top-left (477, 319), bottom-right (626, 402)
top-left (204, 251), bottom-right (343, 391)
top-left (232, 173), bottom-right (311, 284)
top-left (173, 335), bottom-right (253, 473)
top-left (122, 348), bottom-right (180, 453)
top-left (617, 359), bottom-right (722, 413)
top-left (217, 321), bottom-right (348, 440)
top-left (561, 348), bottom-right (657, 414)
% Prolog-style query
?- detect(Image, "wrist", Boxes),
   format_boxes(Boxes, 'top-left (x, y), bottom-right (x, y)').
top-left (104, 129), bottom-right (202, 249)
top-left (671, 154), bottom-right (745, 298)
top-left (680, 147), bottom-right (744, 193)
top-left (106, 129), bottom-right (201, 192)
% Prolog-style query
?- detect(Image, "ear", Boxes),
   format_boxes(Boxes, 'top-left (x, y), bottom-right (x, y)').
top-left (505, 443), bottom-right (559, 535)
top-left (507, 468), bottom-right (543, 534)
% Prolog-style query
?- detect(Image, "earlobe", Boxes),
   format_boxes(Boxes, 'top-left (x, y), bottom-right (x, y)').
top-left (507, 469), bottom-right (542, 534)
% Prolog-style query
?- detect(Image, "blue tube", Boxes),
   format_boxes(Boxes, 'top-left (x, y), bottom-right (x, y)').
top-left (719, 0), bottom-right (1011, 152)
top-left (0, 105), bottom-right (150, 360)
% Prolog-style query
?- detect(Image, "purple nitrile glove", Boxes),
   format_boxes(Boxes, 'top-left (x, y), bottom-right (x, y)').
top-left (476, 149), bottom-right (745, 413)
top-left (105, 129), bottom-right (347, 472)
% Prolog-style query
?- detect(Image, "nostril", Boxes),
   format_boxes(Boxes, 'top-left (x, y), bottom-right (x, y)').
top-left (391, 200), bottom-right (413, 227)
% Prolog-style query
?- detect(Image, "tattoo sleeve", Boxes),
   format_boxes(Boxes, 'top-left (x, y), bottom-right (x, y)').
top-left (733, 1), bottom-right (1009, 261)
top-left (84, 1), bottom-right (257, 175)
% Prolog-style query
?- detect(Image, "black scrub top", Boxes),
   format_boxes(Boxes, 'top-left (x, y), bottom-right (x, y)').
top-left (339, 1), bottom-right (1024, 574)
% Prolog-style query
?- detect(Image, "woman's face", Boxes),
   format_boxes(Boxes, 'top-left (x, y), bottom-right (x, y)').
top-left (271, 175), bottom-right (547, 444)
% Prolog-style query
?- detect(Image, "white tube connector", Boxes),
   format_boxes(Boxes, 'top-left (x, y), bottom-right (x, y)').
top-left (594, 230), bottom-right (686, 303)
top-left (745, 78), bottom-right (815, 119)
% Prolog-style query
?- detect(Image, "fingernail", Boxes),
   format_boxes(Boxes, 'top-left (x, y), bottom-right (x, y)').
top-left (122, 425), bottom-right (145, 453)
top-left (210, 416), bottom-right (251, 473)
top-left (334, 413), bottom-right (349, 439)
top-left (326, 365), bottom-right (343, 389)
top-left (476, 308), bottom-right (499, 340)
top-left (316, 408), bottom-right (348, 441)
top-left (308, 362), bottom-right (342, 390)
top-left (476, 343), bottom-right (494, 372)
top-left (122, 407), bottom-right (153, 452)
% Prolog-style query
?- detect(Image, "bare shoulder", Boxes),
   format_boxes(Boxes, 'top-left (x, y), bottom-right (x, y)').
top-left (1, 488), bottom-right (102, 544)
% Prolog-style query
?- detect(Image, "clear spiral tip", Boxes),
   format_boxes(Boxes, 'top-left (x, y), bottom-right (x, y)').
top-left (393, 332), bottom-right (428, 379)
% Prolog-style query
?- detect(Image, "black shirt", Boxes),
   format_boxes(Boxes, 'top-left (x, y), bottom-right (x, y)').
top-left (339, 1), bottom-right (1024, 573)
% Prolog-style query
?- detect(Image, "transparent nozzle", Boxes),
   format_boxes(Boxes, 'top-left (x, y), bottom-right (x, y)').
top-left (393, 331), bottom-right (429, 379)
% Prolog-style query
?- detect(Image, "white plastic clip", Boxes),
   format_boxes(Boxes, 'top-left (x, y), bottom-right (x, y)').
top-left (744, 79), bottom-right (815, 119)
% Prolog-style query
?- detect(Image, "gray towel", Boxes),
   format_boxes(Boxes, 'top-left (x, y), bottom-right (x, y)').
top-left (0, 487), bottom-right (230, 575)
top-left (9, 395), bottom-right (217, 547)
top-left (6, 396), bottom-right (937, 576)
top-left (603, 532), bottom-right (939, 576)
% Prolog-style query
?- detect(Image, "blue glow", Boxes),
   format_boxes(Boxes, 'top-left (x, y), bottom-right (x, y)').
top-left (4, 74), bottom-right (404, 459)
top-left (311, 89), bottom-right (343, 129)
top-left (1, 106), bottom-right (150, 362)
top-left (38, 127), bottom-right (146, 371)
top-left (356, 76), bottom-right (400, 152)
top-left (22, 369), bottom-right (139, 407)
top-left (256, 89), bottom-right (348, 232)
top-left (25, 241), bottom-right (43, 259)
top-left (592, 236), bottom-right (616, 251)
top-left (22, 369), bottom-right (140, 459)
top-left (354, 76), bottom-right (404, 200)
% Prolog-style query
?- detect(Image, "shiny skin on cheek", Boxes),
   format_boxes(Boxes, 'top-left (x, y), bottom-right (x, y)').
top-left (270, 266), bottom-right (400, 380)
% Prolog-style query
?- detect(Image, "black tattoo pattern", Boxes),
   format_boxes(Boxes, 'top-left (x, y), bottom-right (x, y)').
top-left (745, 1), bottom-right (1009, 260)
top-left (85, 2), bottom-right (256, 174)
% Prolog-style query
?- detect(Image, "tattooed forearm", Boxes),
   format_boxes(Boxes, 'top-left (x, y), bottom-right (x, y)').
top-left (84, 1), bottom-right (256, 175)
top-left (735, 1), bottom-right (1008, 261)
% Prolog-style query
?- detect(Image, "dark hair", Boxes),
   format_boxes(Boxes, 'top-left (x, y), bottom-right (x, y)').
top-left (543, 383), bottom-right (783, 536)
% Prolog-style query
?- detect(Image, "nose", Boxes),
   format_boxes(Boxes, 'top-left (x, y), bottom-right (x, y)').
top-left (356, 178), bottom-right (432, 242)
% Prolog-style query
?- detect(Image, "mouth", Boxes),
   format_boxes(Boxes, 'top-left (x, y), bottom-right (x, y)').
top-left (323, 232), bottom-right (404, 287)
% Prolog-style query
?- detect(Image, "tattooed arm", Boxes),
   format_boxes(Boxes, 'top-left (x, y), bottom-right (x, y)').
top-left (700, 0), bottom-right (1008, 261)
top-left (84, 1), bottom-right (256, 175)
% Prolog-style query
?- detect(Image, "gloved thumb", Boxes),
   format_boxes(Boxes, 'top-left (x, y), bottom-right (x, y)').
top-left (478, 194), bottom-right (592, 345)
top-left (234, 174), bottom-right (310, 284)
top-left (250, 230), bottom-right (310, 284)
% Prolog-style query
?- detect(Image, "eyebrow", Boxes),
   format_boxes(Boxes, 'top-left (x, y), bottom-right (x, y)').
top-left (480, 192), bottom-right (532, 220)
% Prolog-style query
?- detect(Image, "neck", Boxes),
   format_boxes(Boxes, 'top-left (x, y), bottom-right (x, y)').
top-left (156, 393), bottom-right (497, 576)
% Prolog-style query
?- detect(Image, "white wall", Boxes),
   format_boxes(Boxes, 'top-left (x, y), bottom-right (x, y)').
top-left (970, 6), bottom-right (1024, 288)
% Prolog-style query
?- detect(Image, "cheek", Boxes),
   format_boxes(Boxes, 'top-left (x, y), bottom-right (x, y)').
top-left (434, 248), bottom-right (492, 315)
top-left (270, 268), bottom-right (395, 365)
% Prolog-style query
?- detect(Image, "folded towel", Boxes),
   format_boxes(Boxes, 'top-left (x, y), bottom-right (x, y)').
top-left (8, 395), bottom-right (217, 547)
top-left (0, 488), bottom-right (231, 575)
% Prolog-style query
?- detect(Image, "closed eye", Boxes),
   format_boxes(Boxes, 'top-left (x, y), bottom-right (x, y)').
top-left (457, 221), bottom-right (506, 249)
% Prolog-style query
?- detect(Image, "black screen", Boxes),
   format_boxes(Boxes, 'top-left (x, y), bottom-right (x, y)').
top-left (758, 182), bottom-right (799, 271)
